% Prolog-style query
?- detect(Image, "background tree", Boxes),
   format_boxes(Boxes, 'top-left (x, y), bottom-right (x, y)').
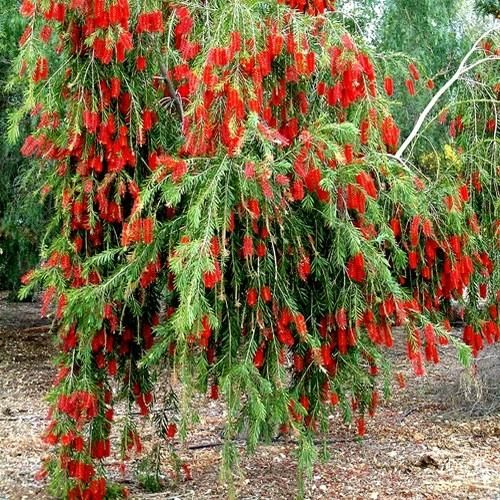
top-left (475, 0), bottom-right (500, 18)
top-left (0, 0), bottom-right (45, 292)
top-left (372, 0), bottom-right (488, 137)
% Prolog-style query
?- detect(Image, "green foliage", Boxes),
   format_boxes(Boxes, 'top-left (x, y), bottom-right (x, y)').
top-left (475, 0), bottom-right (500, 17)
top-left (0, 0), bottom-right (45, 291)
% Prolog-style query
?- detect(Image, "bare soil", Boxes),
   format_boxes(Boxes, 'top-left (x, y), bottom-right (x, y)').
top-left (0, 293), bottom-right (499, 500)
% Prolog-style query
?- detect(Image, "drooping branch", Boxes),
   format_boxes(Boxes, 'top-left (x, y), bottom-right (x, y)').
top-left (159, 63), bottom-right (184, 122)
top-left (395, 26), bottom-right (500, 160)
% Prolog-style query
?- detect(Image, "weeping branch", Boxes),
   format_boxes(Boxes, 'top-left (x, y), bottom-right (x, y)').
top-left (159, 63), bottom-right (184, 122)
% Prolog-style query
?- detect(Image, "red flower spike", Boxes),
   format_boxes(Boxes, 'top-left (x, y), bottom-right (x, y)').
top-left (210, 384), bottom-right (219, 400)
top-left (346, 253), bottom-right (366, 283)
top-left (242, 235), bottom-right (254, 258)
top-left (297, 255), bottom-right (311, 281)
top-left (408, 63), bottom-right (420, 81)
top-left (20, 0), bottom-right (35, 17)
top-left (166, 423), bottom-right (177, 439)
top-left (384, 76), bottom-right (394, 97)
top-left (246, 288), bottom-right (258, 307)
top-left (405, 78), bottom-right (416, 96)
top-left (381, 116), bottom-right (400, 153)
top-left (356, 417), bottom-right (366, 436)
top-left (136, 11), bottom-right (164, 34)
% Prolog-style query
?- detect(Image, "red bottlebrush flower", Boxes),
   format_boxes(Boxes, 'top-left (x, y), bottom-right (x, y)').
top-left (381, 116), bottom-right (400, 153)
top-left (330, 392), bottom-right (339, 405)
top-left (390, 217), bottom-right (402, 238)
top-left (19, 26), bottom-right (32, 47)
top-left (83, 110), bottom-right (99, 133)
top-left (405, 78), bottom-right (416, 96)
top-left (253, 345), bottom-right (265, 368)
top-left (421, 266), bottom-right (431, 280)
top-left (408, 63), bottom-right (420, 81)
top-left (280, 0), bottom-right (336, 15)
top-left (295, 313), bottom-right (308, 338)
top-left (172, 158), bottom-right (188, 182)
top-left (299, 394), bottom-right (310, 412)
top-left (242, 235), bottom-right (254, 258)
top-left (142, 217), bottom-right (154, 244)
top-left (110, 77), bottom-right (121, 98)
top-left (471, 172), bottom-right (482, 192)
top-left (210, 236), bottom-right (221, 257)
top-left (44, 2), bottom-right (65, 22)
top-left (88, 478), bottom-right (106, 498)
top-left (346, 253), bottom-right (366, 283)
top-left (142, 109), bottom-right (156, 131)
top-left (356, 171), bottom-right (378, 199)
top-left (305, 168), bottom-right (322, 192)
top-left (33, 57), bottom-right (49, 83)
top-left (426, 79), bottom-right (435, 90)
top-left (383, 76), bottom-right (394, 97)
top-left (297, 255), bottom-right (311, 281)
top-left (166, 423), bottom-right (177, 439)
top-left (421, 218), bottom-right (433, 237)
top-left (93, 38), bottom-right (113, 64)
top-left (346, 184), bottom-right (366, 214)
top-left (40, 25), bottom-right (53, 43)
top-left (136, 56), bottom-right (147, 71)
top-left (360, 119), bottom-right (370, 145)
top-left (203, 261), bottom-right (222, 289)
top-left (356, 416), bottom-right (366, 436)
top-left (69, 460), bottom-right (95, 483)
top-left (41, 286), bottom-right (56, 317)
top-left (344, 144), bottom-right (353, 164)
top-left (107, 359), bottom-right (118, 376)
top-left (409, 215), bottom-right (420, 247)
top-left (116, 31), bottom-right (134, 63)
top-left (335, 307), bottom-right (347, 330)
top-left (449, 119), bottom-right (457, 138)
top-left (244, 161), bottom-right (255, 179)
top-left (21, 269), bottom-right (34, 285)
top-left (291, 179), bottom-right (305, 201)
top-left (449, 234), bottom-right (462, 257)
top-left (91, 439), bottom-right (111, 459)
top-left (293, 353), bottom-right (304, 372)
top-left (337, 328), bottom-right (348, 354)
top-left (410, 348), bottom-right (425, 376)
top-left (136, 11), bottom-right (164, 34)
top-left (261, 286), bottom-right (272, 303)
top-left (246, 288), bottom-right (258, 307)
top-left (256, 241), bottom-right (267, 258)
top-left (395, 372), bottom-right (406, 388)
top-left (489, 304), bottom-right (498, 321)
top-left (210, 384), bottom-right (219, 400)
top-left (56, 294), bottom-right (67, 320)
top-left (459, 184), bottom-right (469, 202)
top-left (20, 0), bottom-right (35, 17)
top-left (408, 251), bottom-right (418, 270)
top-left (247, 198), bottom-right (260, 219)
top-left (443, 195), bottom-right (454, 212)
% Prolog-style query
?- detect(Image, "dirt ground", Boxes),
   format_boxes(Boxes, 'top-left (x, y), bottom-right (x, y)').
top-left (0, 293), bottom-right (499, 500)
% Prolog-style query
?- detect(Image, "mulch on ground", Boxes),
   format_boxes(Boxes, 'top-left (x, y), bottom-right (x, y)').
top-left (0, 293), bottom-right (499, 499)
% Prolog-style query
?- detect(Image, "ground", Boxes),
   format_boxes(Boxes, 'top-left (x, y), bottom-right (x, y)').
top-left (0, 293), bottom-right (499, 500)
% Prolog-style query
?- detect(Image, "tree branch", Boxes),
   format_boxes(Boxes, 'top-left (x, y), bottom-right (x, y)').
top-left (159, 63), bottom-right (184, 122)
top-left (395, 27), bottom-right (499, 160)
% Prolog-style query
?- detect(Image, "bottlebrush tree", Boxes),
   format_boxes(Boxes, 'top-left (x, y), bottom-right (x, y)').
top-left (14, 0), bottom-right (498, 498)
